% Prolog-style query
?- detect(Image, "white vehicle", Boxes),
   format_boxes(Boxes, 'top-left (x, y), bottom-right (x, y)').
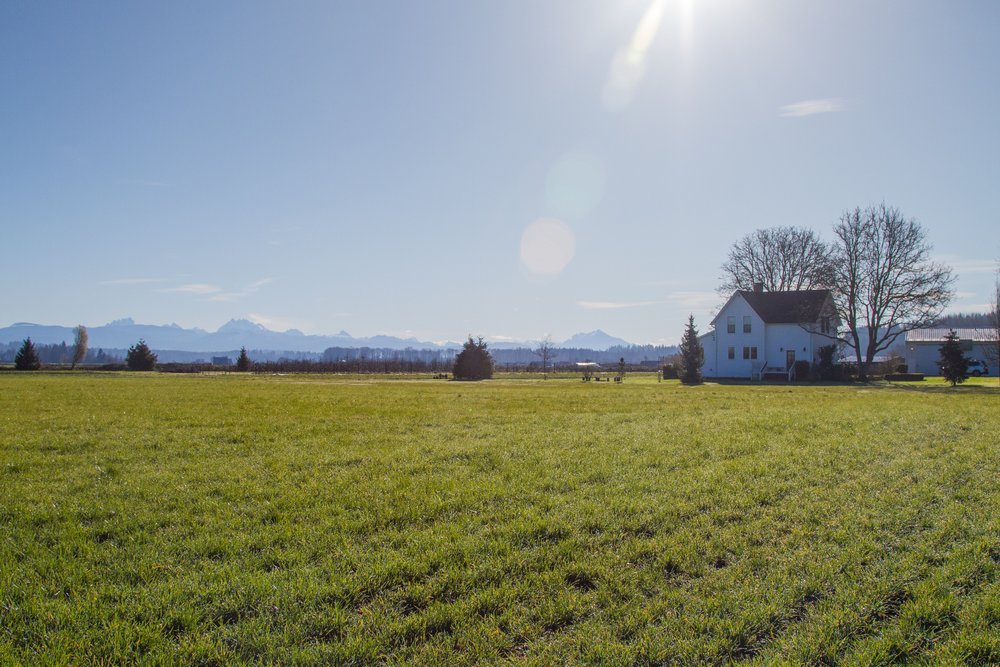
top-left (968, 359), bottom-right (989, 377)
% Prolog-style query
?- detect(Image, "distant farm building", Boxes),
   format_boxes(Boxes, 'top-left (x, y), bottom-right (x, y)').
top-left (904, 329), bottom-right (996, 376)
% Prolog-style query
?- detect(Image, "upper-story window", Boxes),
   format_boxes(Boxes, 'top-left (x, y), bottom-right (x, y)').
top-left (743, 316), bottom-right (752, 334)
top-left (727, 316), bottom-right (736, 334)
top-left (820, 317), bottom-right (830, 334)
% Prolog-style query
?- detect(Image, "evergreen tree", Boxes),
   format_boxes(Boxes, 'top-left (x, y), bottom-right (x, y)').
top-left (236, 347), bottom-right (252, 372)
top-left (14, 338), bottom-right (41, 371)
top-left (453, 336), bottom-right (494, 380)
top-left (938, 329), bottom-right (969, 386)
top-left (125, 339), bottom-right (157, 371)
top-left (678, 315), bottom-right (704, 385)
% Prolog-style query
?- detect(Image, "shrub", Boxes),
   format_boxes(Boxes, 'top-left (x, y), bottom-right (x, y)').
top-left (816, 345), bottom-right (838, 381)
top-left (453, 337), bottom-right (493, 380)
top-left (125, 340), bottom-right (157, 371)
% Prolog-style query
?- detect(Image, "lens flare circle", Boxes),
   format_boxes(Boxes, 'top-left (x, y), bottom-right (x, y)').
top-left (520, 219), bottom-right (576, 275)
top-left (545, 152), bottom-right (607, 220)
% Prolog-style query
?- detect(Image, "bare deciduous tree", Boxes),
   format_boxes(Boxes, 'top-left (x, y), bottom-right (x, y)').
top-left (831, 204), bottom-right (954, 380)
top-left (71, 325), bottom-right (88, 369)
top-left (534, 336), bottom-right (556, 379)
top-left (720, 226), bottom-right (835, 293)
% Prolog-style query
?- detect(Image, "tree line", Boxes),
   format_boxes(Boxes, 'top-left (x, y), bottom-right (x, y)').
top-left (2, 340), bottom-right (119, 365)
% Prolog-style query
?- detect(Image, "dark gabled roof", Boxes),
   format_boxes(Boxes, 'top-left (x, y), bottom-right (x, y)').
top-left (737, 289), bottom-right (833, 324)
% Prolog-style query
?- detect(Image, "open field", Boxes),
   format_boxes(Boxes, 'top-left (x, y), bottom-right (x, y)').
top-left (2, 373), bottom-right (999, 664)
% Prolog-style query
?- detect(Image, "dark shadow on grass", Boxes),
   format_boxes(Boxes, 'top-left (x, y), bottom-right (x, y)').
top-left (708, 378), bottom-right (856, 387)
top-left (872, 381), bottom-right (1000, 395)
top-left (707, 377), bottom-right (999, 394)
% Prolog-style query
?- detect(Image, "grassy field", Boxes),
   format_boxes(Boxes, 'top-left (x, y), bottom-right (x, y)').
top-left (1, 373), bottom-right (999, 665)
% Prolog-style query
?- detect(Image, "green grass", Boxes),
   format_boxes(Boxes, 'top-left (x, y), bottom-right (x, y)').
top-left (1, 373), bottom-right (998, 665)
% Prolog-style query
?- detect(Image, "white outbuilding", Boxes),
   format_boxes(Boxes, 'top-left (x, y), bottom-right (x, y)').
top-left (904, 328), bottom-right (996, 376)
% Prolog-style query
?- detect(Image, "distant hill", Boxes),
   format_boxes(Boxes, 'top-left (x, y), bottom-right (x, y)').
top-left (559, 330), bottom-right (631, 350)
top-left (0, 319), bottom-right (642, 355)
top-left (0, 319), bottom-right (450, 354)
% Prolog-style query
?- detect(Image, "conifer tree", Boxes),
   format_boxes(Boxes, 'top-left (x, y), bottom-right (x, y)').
top-left (14, 338), bottom-right (41, 371)
top-left (236, 347), bottom-right (252, 372)
top-left (453, 336), bottom-right (494, 380)
top-left (125, 339), bottom-right (157, 371)
top-left (678, 315), bottom-right (704, 385)
top-left (938, 329), bottom-right (969, 386)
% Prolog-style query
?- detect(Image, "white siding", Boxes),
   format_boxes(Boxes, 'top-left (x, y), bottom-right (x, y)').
top-left (905, 341), bottom-right (993, 375)
top-left (764, 324), bottom-right (811, 371)
top-left (705, 294), bottom-right (765, 378)
top-left (700, 293), bottom-right (839, 378)
top-left (699, 331), bottom-right (717, 377)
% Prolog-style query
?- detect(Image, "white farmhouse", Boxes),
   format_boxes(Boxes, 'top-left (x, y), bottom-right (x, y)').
top-left (904, 328), bottom-right (996, 376)
top-left (700, 286), bottom-right (839, 380)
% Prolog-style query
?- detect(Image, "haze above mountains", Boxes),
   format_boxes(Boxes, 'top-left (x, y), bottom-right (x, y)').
top-left (0, 319), bottom-right (633, 353)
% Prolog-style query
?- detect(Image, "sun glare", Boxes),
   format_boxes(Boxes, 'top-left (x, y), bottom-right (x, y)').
top-left (520, 218), bottom-right (576, 275)
top-left (627, 0), bottom-right (666, 65)
top-left (601, 0), bottom-right (703, 111)
top-left (602, 0), bottom-right (667, 111)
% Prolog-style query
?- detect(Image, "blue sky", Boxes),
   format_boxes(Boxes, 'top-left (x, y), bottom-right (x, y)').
top-left (2, 0), bottom-right (998, 345)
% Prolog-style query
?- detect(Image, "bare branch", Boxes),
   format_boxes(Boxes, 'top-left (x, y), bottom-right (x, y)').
top-left (830, 204), bottom-right (954, 379)
top-left (720, 226), bottom-right (835, 293)
top-left (534, 336), bottom-right (557, 379)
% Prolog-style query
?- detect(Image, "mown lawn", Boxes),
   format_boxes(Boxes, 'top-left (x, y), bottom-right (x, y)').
top-left (1, 373), bottom-right (998, 664)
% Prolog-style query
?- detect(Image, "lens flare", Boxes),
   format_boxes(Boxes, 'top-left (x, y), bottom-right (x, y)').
top-left (520, 219), bottom-right (576, 275)
top-left (602, 0), bottom-right (666, 112)
top-left (545, 152), bottom-right (607, 220)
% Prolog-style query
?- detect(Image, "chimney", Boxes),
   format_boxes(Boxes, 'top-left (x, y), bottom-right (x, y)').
top-left (753, 281), bottom-right (763, 293)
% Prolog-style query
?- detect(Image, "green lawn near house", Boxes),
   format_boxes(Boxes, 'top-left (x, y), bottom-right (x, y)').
top-left (1, 373), bottom-right (998, 664)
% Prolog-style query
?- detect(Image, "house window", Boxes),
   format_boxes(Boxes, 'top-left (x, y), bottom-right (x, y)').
top-left (820, 317), bottom-right (830, 334)
top-left (727, 346), bottom-right (735, 360)
top-left (727, 316), bottom-right (735, 334)
top-left (743, 346), bottom-right (758, 360)
top-left (743, 316), bottom-right (752, 333)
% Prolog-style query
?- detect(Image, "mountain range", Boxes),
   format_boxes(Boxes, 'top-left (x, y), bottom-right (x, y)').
top-left (0, 319), bottom-right (634, 353)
